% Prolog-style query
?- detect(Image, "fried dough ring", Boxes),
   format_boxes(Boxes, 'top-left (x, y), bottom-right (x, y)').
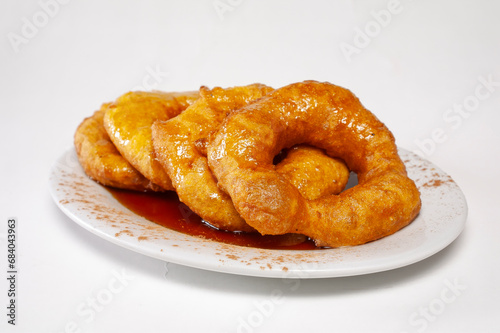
top-left (74, 105), bottom-right (160, 191)
top-left (208, 81), bottom-right (421, 247)
top-left (104, 91), bottom-right (199, 191)
top-left (152, 84), bottom-right (351, 232)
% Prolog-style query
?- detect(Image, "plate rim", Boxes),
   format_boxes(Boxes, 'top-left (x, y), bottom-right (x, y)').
top-left (48, 147), bottom-right (467, 279)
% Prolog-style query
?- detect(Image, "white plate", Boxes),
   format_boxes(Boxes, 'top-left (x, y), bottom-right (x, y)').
top-left (49, 148), bottom-right (467, 279)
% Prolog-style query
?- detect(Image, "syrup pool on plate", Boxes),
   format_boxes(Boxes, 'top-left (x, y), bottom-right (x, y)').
top-left (108, 188), bottom-right (319, 250)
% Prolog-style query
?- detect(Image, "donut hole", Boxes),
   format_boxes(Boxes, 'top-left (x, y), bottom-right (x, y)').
top-left (344, 172), bottom-right (359, 191)
top-left (272, 149), bottom-right (288, 165)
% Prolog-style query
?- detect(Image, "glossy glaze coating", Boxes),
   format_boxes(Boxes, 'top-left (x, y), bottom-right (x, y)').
top-left (74, 106), bottom-right (158, 191)
top-left (208, 81), bottom-right (421, 247)
top-left (103, 91), bottom-right (199, 191)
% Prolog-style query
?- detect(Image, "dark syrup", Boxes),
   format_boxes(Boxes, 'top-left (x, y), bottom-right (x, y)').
top-left (108, 188), bottom-right (319, 250)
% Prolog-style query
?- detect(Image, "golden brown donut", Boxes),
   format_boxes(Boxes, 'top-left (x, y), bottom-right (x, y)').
top-left (152, 84), bottom-right (352, 232)
top-left (74, 105), bottom-right (161, 191)
top-left (208, 81), bottom-right (421, 247)
top-left (152, 84), bottom-right (273, 232)
top-left (103, 91), bottom-right (199, 191)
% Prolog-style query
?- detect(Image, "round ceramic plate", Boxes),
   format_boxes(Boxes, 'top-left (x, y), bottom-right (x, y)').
top-left (49, 148), bottom-right (467, 278)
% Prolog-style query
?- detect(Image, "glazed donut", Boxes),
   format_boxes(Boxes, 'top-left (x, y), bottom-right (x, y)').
top-left (74, 105), bottom-right (160, 191)
top-left (152, 84), bottom-right (274, 232)
top-left (207, 81), bottom-right (421, 247)
top-left (152, 84), bottom-right (351, 232)
top-left (103, 91), bottom-right (199, 191)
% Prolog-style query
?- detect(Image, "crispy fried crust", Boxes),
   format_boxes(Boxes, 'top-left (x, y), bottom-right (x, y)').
top-left (74, 105), bottom-right (160, 191)
top-left (208, 81), bottom-right (421, 247)
top-left (103, 91), bottom-right (199, 191)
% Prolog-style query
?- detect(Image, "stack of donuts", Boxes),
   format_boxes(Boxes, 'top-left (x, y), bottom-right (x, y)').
top-left (75, 81), bottom-right (421, 247)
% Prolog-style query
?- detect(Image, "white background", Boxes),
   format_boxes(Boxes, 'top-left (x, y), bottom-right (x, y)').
top-left (1, 0), bottom-right (499, 332)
